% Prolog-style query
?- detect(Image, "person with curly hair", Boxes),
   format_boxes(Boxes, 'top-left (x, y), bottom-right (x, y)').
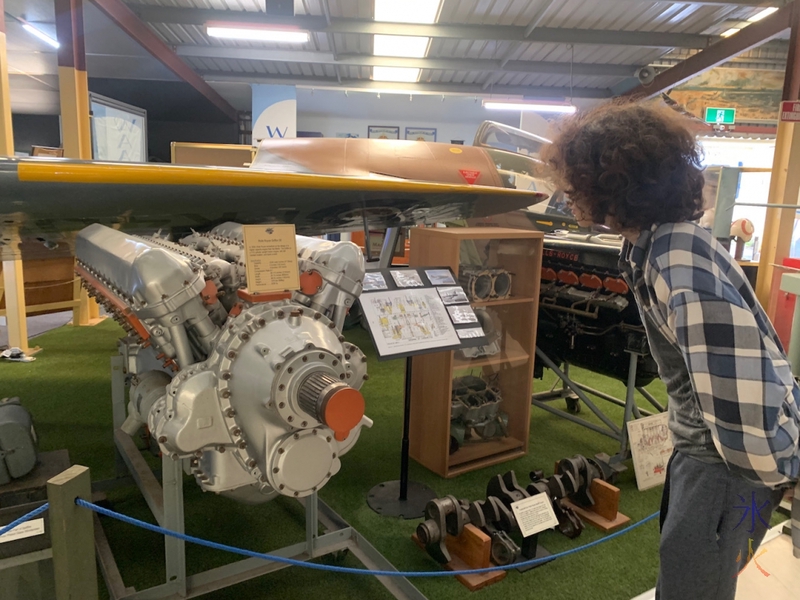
top-left (543, 102), bottom-right (800, 600)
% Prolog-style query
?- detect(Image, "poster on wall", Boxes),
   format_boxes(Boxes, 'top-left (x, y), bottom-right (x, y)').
top-left (251, 84), bottom-right (297, 144)
top-left (405, 127), bottom-right (437, 142)
top-left (335, 132), bottom-right (361, 138)
top-left (368, 126), bottom-right (400, 140)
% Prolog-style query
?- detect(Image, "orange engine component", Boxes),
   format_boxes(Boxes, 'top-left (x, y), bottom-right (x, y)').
top-left (579, 273), bottom-right (603, 290)
top-left (557, 270), bottom-right (580, 286)
top-left (300, 270), bottom-right (324, 295)
top-left (542, 267), bottom-right (558, 282)
top-left (603, 277), bottom-right (629, 295)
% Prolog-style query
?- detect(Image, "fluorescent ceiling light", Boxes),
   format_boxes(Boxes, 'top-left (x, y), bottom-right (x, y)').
top-left (206, 25), bottom-right (309, 43)
top-left (22, 23), bottom-right (59, 49)
top-left (374, 0), bottom-right (442, 24)
top-left (484, 101), bottom-right (576, 114)
top-left (372, 66), bottom-right (421, 82)
top-left (720, 28), bottom-right (741, 37)
top-left (374, 34), bottom-right (430, 58)
top-left (748, 7), bottom-right (778, 22)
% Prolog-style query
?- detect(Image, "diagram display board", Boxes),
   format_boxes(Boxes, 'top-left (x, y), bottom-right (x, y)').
top-left (90, 93), bottom-right (147, 162)
top-left (627, 411), bottom-right (674, 491)
top-left (360, 267), bottom-right (488, 360)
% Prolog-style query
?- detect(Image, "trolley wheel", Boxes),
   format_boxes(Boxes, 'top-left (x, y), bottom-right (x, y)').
top-left (566, 397), bottom-right (581, 414)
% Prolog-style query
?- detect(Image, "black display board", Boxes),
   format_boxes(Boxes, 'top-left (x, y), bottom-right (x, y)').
top-left (361, 267), bottom-right (484, 518)
top-left (359, 267), bottom-right (488, 361)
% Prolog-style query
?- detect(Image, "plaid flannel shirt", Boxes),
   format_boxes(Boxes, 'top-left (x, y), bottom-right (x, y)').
top-left (621, 222), bottom-right (800, 556)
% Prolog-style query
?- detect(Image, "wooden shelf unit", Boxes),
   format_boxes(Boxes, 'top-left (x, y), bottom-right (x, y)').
top-left (408, 227), bottom-right (544, 477)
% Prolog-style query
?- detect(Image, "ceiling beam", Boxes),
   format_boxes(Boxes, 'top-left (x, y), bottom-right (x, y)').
top-left (201, 72), bottom-right (613, 99)
top-left (133, 7), bottom-right (714, 49)
top-left (89, 0), bottom-right (238, 121)
top-left (620, 0), bottom-right (794, 98)
top-left (176, 46), bottom-right (639, 77)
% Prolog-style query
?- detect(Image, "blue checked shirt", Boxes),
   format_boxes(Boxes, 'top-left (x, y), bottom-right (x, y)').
top-left (620, 223), bottom-right (800, 555)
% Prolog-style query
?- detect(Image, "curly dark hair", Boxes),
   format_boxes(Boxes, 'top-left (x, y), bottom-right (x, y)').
top-left (541, 101), bottom-right (706, 231)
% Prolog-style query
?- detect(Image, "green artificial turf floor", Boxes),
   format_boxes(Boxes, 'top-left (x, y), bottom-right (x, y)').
top-left (1, 319), bottom-right (674, 600)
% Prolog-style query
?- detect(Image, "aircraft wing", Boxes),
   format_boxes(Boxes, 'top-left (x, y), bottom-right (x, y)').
top-left (0, 158), bottom-right (545, 253)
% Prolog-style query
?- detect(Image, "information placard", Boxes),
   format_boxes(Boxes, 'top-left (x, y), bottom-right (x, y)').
top-left (510, 494), bottom-right (559, 538)
top-left (0, 518), bottom-right (45, 544)
top-left (243, 224), bottom-right (300, 293)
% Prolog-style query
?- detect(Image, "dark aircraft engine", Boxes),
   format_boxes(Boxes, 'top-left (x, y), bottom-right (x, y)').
top-left (535, 235), bottom-right (659, 387)
top-left (75, 223), bottom-right (371, 504)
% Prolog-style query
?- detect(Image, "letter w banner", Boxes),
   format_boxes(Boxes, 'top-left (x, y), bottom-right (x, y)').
top-left (251, 84), bottom-right (297, 144)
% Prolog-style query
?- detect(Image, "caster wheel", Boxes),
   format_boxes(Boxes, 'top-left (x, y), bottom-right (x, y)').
top-left (566, 397), bottom-right (581, 413)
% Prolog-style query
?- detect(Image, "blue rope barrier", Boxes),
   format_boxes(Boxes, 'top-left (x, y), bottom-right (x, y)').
top-left (76, 498), bottom-right (659, 577)
top-left (0, 503), bottom-right (50, 538)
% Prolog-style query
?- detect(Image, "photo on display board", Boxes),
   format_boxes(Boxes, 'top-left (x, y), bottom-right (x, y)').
top-left (457, 327), bottom-right (485, 339)
top-left (390, 270), bottom-right (425, 288)
top-left (405, 127), bottom-right (437, 142)
top-left (425, 269), bottom-right (456, 285)
top-left (447, 304), bottom-right (479, 324)
top-left (437, 286), bottom-right (470, 305)
top-left (368, 126), bottom-right (401, 140)
top-left (363, 272), bottom-right (389, 291)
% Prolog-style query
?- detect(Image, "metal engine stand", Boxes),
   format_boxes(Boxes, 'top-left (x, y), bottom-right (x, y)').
top-left (531, 347), bottom-right (666, 464)
top-left (95, 356), bottom-right (428, 600)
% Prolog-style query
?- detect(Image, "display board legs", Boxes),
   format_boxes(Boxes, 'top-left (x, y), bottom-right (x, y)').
top-left (367, 356), bottom-right (436, 519)
top-left (532, 348), bottom-right (665, 464)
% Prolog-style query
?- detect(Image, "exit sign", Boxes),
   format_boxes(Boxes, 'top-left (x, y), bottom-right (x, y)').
top-left (704, 107), bottom-right (736, 125)
top-left (780, 101), bottom-right (800, 122)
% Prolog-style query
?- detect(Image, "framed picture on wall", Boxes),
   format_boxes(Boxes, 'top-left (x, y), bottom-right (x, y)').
top-left (405, 127), bottom-right (437, 142)
top-left (368, 125), bottom-right (400, 140)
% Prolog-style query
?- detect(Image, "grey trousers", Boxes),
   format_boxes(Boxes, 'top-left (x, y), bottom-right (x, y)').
top-left (655, 451), bottom-right (784, 600)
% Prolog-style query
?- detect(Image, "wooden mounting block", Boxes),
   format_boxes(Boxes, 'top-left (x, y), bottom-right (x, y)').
top-left (412, 524), bottom-right (506, 591)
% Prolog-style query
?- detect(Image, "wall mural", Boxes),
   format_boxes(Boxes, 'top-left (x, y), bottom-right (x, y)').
top-left (669, 67), bottom-right (785, 122)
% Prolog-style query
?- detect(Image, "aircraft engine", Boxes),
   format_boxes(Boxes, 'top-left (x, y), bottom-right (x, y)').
top-left (75, 223), bottom-right (371, 504)
top-left (536, 234), bottom-right (659, 386)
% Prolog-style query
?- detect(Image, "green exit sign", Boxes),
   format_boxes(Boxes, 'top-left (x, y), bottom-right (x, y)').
top-left (704, 107), bottom-right (736, 125)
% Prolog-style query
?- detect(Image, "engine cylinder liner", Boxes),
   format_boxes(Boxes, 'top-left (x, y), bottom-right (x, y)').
top-left (459, 267), bottom-right (514, 302)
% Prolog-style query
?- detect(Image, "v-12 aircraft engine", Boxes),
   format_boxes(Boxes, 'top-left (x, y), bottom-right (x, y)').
top-left (537, 234), bottom-right (659, 386)
top-left (75, 223), bottom-right (371, 504)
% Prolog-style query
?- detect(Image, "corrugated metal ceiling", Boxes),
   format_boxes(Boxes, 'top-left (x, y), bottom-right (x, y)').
top-left (124, 0), bottom-right (788, 96)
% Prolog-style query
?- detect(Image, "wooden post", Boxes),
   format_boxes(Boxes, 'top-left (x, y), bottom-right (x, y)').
top-left (0, 0), bottom-right (12, 155)
top-left (0, 4), bottom-right (31, 351)
top-left (756, 2), bottom-right (800, 317)
top-left (55, 0), bottom-right (100, 326)
top-left (47, 465), bottom-right (99, 600)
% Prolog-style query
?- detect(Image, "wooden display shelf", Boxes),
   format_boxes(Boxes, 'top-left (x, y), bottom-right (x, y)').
top-left (448, 437), bottom-right (526, 467)
top-left (454, 348), bottom-right (530, 369)
top-left (408, 227), bottom-right (543, 477)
